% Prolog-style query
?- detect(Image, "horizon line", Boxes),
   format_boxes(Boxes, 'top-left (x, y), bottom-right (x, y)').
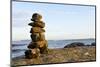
top-left (12, 38), bottom-right (95, 41)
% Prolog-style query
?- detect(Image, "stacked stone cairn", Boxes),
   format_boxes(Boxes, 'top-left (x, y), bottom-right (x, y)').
top-left (25, 13), bottom-right (48, 59)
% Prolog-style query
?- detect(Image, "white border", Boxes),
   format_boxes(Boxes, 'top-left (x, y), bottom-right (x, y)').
top-left (0, 0), bottom-right (100, 67)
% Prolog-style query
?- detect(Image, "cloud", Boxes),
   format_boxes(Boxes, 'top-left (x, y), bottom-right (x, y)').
top-left (12, 10), bottom-right (33, 28)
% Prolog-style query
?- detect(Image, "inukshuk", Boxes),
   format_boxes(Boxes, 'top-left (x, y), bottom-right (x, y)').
top-left (25, 13), bottom-right (48, 59)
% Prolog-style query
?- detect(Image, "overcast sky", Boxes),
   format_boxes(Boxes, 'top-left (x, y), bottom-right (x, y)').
top-left (12, 1), bottom-right (95, 41)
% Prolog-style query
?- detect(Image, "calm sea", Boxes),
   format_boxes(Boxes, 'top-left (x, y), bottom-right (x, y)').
top-left (11, 39), bottom-right (95, 58)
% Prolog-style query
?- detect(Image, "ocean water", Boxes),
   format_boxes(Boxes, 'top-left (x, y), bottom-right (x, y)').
top-left (11, 39), bottom-right (95, 58)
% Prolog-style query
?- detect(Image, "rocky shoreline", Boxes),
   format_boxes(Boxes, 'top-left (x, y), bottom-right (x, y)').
top-left (11, 45), bottom-right (96, 66)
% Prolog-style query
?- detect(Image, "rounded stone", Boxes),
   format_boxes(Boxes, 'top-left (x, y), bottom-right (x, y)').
top-left (30, 33), bottom-right (45, 41)
top-left (30, 33), bottom-right (40, 42)
top-left (31, 13), bottom-right (42, 21)
top-left (28, 42), bottom-right (38, 49)
top-left (28, 21), bottom-right (45, 28)
top-left (27, 40), bottom-right (48, 54)
top-left (30, 27), bottom-right (45, 33)
top-left (25, 48), bottom-right (40, 59)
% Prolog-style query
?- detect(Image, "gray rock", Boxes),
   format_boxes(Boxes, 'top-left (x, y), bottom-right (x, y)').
top-left (64, 42), bottom-right (85, 48)
top-left (91, 42), bottom-right (96, 46)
